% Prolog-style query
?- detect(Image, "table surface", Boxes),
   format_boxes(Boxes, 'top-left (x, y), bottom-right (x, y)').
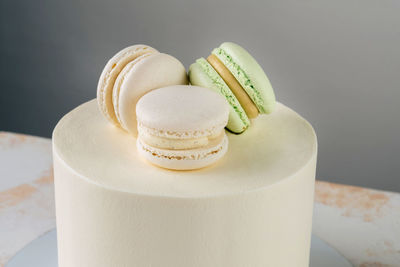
top-left (0, 131), bottom-right (399, 267)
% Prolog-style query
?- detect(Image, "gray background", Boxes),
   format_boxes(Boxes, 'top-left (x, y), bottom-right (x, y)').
top-left (1, 0), bottom-right (399, 191)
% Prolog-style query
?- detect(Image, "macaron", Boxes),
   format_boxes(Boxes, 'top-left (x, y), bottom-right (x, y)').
top-left (97, 45), bottom-right (188, 135)
top-left (189, 42), bottom-right (276, 133)
top-left (97, 45), bottom-right (158, 126)
top-left (136, 85), bottom-right (229, 170)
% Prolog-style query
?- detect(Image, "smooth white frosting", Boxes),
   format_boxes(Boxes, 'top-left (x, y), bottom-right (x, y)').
top-left (53, 100), bottom-right (317, 267)
top-left (53, 100), bottom-right (316, 197)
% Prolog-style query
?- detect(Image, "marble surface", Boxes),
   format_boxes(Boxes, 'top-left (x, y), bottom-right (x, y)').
top-left (0, 131), bottom-right (399, 267)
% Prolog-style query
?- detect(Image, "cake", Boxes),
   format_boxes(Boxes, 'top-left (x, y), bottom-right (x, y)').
top-left (53, 42), bottom-right (317, 266)
top-left (53, 99), bottom-right (317, 266)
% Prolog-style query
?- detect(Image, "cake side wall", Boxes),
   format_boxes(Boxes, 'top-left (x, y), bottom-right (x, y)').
top-left (53, 149), bottom-right (316, 267)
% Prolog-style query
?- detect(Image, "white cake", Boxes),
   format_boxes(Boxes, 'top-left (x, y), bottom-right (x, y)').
top-left (53, 99), bottom-right (317, 267)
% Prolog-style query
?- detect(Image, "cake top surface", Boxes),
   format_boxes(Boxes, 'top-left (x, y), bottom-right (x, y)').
top-left (53, 99), bottom-right (317, 198)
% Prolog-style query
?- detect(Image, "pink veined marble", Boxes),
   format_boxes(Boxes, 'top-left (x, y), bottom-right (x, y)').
top-left (0, 131), bottom-right (399, 267)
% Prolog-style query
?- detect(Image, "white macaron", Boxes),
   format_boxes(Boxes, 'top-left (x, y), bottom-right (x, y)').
top-left (97, 45), bottom-right (188, 135)
top-left (136, 85), bottom-right (229, 170)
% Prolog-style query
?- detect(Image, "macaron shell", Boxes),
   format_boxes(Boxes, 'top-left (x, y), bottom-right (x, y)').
top-left (189, 59), bottom-right (249, 133)
top-left (136, 85), bottom-right (229, 137)
top-left (115, 53), bottom-right (188, 136)
top-left (137, 134), bottom-right (228, 170)
top-left (96, 45), bottom-right (158, 125)
top-left (215, 42), bottom-right (276, 114)
top-left (112, 53), bottom-right (154, 127)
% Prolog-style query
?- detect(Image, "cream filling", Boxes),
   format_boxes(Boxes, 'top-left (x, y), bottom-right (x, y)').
top-left (207, 54), bottom-right (259, 119)
top-left (139, 130), bottom-right (224, 150)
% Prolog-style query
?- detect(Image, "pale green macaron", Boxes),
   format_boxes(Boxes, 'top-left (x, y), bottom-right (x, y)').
top-left (189, 58), bottom-right (250, 133)
top-left (189, 42), bottom-right (276, 133)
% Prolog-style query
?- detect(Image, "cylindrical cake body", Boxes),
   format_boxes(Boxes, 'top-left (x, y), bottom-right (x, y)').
top-left (53, 100), bottom-right (317, 267)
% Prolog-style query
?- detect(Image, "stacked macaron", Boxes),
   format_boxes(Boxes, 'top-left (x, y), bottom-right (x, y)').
top-left (136, 85), bottom-right (229, 170)
top-left (189, 42), bottom-right (276, 133)
top-left (97, 45), bottom-right (188, 136)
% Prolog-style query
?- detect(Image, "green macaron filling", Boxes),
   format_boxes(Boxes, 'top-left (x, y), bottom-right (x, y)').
top-left (194, 58), bottom-right (250, 130)
top-left (212, 48), bottom-right (266, 114)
